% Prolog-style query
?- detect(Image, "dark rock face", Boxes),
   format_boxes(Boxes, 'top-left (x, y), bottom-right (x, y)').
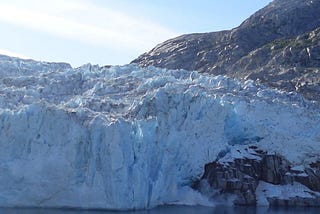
top-left (230, 28), bottom-right (320, 100)
top-left (132, 0), bottom-right (320, 101)
top-left (195, 148), bottom-right (320, 206)
top-left (200, 160), bottom-right (259, 205)
top-left (260, 155), bottom-right (290, 184)
top-left (295, 162), bottom-right (320, 192)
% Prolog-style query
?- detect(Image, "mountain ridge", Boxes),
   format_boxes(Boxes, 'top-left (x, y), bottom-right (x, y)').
top-left (132, 0), bottom-right (320, 101)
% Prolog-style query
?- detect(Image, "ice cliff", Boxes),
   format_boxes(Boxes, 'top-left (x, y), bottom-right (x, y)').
top-left (0, 55), bottom-right (320, 210)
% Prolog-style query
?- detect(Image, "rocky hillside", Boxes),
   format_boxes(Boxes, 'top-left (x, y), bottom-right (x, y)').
top-left (132, 0), bottom-right (320, 101)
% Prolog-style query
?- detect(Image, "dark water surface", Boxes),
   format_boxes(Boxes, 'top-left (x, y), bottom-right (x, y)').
top-left (0, 206), bottom-right (320, 214)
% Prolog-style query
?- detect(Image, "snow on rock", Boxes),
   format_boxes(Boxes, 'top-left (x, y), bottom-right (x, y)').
top-left (256, 181), bottom-right (320, 206)
top-left (0, 56), bottom-right (320, 210)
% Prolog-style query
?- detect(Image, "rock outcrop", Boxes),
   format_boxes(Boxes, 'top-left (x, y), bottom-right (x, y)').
top-left (194, 146), bottom-right (320, 206)
top-left (132, 0), bottom-right (320, 101)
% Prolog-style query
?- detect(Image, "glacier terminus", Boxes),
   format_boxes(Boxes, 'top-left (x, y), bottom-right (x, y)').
top-left (0, 55), bottom-right (320, 210)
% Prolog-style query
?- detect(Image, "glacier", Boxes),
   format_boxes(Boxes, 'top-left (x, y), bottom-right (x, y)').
top-left (0, 54), bottom-right (320, 210)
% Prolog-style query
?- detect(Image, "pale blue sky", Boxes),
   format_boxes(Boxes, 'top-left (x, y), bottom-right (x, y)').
top-left (0, 0), bottom-right (272, 67)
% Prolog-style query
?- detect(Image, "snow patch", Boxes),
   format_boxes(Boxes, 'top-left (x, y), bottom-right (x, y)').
top-left (256, 181), bottom-right (319, 206)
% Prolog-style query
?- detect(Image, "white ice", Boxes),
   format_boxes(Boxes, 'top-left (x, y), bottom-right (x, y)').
top-left (0, 55), bottom-right (320, 209)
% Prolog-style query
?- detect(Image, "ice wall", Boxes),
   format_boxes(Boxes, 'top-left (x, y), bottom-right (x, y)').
top-left (0, 56), bottom-right (319, 209)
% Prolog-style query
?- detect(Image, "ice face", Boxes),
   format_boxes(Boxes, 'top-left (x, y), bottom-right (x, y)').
top-left (0, 56), bottom-right (319, 210)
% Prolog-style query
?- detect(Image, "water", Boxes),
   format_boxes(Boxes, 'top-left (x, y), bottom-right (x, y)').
top-left (1, 206), bottom-right (320, 214)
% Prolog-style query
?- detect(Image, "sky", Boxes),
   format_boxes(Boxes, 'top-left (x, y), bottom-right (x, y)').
top-left (0, 0), bottom-right (272, 67)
